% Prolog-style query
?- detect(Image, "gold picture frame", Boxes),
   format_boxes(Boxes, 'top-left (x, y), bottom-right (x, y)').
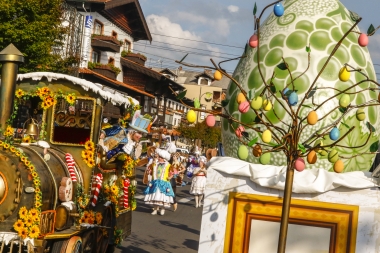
top-left (50, 96), bottom-right (96, 146)
top-left (224, 193), bottom-right (359, 253)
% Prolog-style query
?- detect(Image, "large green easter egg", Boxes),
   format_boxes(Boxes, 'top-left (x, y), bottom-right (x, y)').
top-left (222, 0), bottom-right (379, 173)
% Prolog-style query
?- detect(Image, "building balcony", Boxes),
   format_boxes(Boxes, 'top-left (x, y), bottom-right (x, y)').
top-left (87, 62), bottom-right (121, 80)
top-left (91, 35), bottom-right (121, 53)
top-left (121, 51), bottom-right (147, 65)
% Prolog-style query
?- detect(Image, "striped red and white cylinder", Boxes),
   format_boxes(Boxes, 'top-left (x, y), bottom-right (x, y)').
top-left (65, 153), bottom-right (77, 182)
top-left (91, 173), bottom-right (103, 207)
top-left (123, 179), bottom-right (131, 209)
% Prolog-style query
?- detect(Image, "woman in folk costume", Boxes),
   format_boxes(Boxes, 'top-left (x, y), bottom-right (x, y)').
top-left (190, 156), bottom-right (207, 208)
top-left (169, 152), bottom-right (186, 211)
top-left (144, 149), bottom-right (174, 215)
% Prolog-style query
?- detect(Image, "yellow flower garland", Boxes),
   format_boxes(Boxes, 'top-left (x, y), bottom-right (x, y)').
top-left (82, 140), bottom-right (96, 168)
top-left (1, 142), bottom-right (44, 239)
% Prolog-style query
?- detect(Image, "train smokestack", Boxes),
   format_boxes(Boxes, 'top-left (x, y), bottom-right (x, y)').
top-left (0, 44), bottom-right (24, 133)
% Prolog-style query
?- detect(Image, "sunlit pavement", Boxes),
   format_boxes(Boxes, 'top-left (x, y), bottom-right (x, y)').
top-left (116, 166), bottom-right (202, 253)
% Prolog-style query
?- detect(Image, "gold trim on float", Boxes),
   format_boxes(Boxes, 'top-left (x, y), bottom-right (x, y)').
top-left (224, 193), bottom-right (359, 253)
top-left (50, 96), bottom-right (96, 147)
top-left (44, 230), bottom-right (81, 240)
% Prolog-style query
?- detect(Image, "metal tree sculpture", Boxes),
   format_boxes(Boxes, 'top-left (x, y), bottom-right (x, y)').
top-left (170, 1), bottom-right (380, 253)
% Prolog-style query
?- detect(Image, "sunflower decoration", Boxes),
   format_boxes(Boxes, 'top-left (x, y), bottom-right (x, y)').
top-left (114, 228), bottom-right (124, 247)
top-left (82, 140), bottom-right (96, 168)
top-left (3, 125), bottom-right (14, 137)
top-left (66, 93), bottom-right (76, 105)
top-left (15, 89), bottom-right (25, 98)
top-left (95, 212), bottom-right (103, 224)
top-left (13, 206), bottom-right (41, 239)
top-left (103, 182), bottom-right (122, 210)
top-left (122, 156), bottom-right (138, 177)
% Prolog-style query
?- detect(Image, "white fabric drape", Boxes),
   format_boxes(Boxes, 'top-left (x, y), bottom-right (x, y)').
top-left (208, 157), bottom-right (379, 193)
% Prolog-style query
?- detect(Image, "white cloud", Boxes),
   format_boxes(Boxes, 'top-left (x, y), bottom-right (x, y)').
top-left (227, 5), bottom-right (239, 13)
top-left (134, 14), bottom-right (221, 70)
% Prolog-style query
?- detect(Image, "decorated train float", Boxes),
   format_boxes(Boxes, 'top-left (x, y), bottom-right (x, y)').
top-left (0, 45), bottom-right (148, 252)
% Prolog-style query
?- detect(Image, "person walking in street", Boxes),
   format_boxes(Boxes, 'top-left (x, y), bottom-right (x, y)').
top-left (189, 156), bottom-right (207, 208)
top-left (169, 152), bottom-right (186, 211)
top-left (144, 149), bottom-right (174, 215)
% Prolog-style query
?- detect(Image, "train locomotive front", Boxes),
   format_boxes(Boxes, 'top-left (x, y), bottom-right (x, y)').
top-left (0, 72), bottom-right (140, 253)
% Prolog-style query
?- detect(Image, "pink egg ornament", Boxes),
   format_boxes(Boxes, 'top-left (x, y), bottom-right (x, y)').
top-left (235, 126), bottom-right (245, 138)
top-left (206, 114), bottom-right (216, 127)
top-left (238, 101), bottom-right (250, 113)
top-left (358, 33), bottom-right (368, 47)
top-left (294, 158), bottom-right (305, 172)
top-left (249, 34), bottom-right (258, 48)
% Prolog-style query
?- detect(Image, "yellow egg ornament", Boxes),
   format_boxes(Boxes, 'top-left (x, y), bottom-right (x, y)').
top-left (186, 110), bottom-right (197, 123)
top-left (338, 66), bottom-right (350, 82)
top-left (307, 111), bottom-right (318, 125)
top-left (236, 93), bottom-right (246, 104)
top-left (262, 129), bottom-right (272, 143)
top-left (262, 99), bottom-right (272, 111)
top-left (214, 70), bottom-right (222, 81)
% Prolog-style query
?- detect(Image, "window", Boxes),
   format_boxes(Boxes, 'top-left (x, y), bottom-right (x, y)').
top-left (51, 97), bottom-right (96, 145)
top-left (108, 57), bottom-right (115, 65)
top-left (112, 31), bottom-right (117, 39)
top-left (92, 50), bottom-right (100, 63)
top-left (200, 78), bottom-right (208, 85)
top-left (213, 91), bottom-right (221, 103)
top-left (93, 20), bottom-right (103, 35)
top-left (123, 39), bottom-right (131, 52)
top-left (200, 106), bottom-right (206, 120)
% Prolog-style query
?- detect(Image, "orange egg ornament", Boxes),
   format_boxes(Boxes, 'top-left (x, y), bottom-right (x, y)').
top-left (307, 111), bottom-right (318, 125)
top-left (307, 150), bottom-right (317, 164)
top-left (333, 160), bottom-right (344, 173)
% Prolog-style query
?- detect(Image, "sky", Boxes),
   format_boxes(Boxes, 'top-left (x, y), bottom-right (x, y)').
top-left (135, 0), bottom-right (380, 77)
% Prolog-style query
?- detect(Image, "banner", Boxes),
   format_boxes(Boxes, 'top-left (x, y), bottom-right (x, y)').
top-left (81, 15), bottom-right (93, 66)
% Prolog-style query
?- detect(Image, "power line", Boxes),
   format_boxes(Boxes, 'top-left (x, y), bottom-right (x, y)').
top-left (151, 33), bottom-right (245, 49)
top-left (134, 43), bottom-right (241, 60)
top-left (133, 49), bottom-right (233, 73)
top-left (135, 41), bottom-right (242, 57)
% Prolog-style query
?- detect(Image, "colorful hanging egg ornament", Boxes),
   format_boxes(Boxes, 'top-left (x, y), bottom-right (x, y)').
top-left (288, 92), bottom-right (298, 106)
top-left (333, 160), bottom-right (344, 173)
top-left (250, 96), bottom-right (263, 110)
top-left (307, 111), bottom-right (318, 125)
top-left (338, 66), bottom-right (350, 82)
top-left (328, 149), bottom-right (339, 163)
top-left (294, 158), bottom-right (305, 172)
top-left (186, 110), bottom-right (197, 123)
top-left (262, 129), bottom-right (272, 143)
top-left (307, 150), bottom-right (317, 164)
top-left (329, 127), bottom-right (340, 141)
top-left (259, 153), bottom-right (271, 165)
top-left (339, 94), bottom-right (350, 108)
top-left (214, 70), bottom-right (222, 81)
top-left (235, 125), bottom-right (245, 138)
top-left (358, 33), bottom-right (369, 47)
top-left (238, 145), bottom-right (249, 160)
top-left (237, 92), bottom-right (247, 104)
top-left (206, 114), bottom-right (216, 127)
top-left (262, 99), bottom-right (272, 111)
top-left (273, 3), bottom-right (284, 17)
top-left (239, 100), bottom-right (250, 113)
top-left (252, 144), bottom-right (262, 157)
top-left (356, 108), bottom-right (365, 121)
top-left (249, 34), bottom-right (258, 48)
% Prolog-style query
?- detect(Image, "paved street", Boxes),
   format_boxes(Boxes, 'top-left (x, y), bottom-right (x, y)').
top-left (116, 166), bottom-right (202, 253)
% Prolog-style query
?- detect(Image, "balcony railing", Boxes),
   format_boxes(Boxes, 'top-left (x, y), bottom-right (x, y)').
top-left (91, 35), bottom-right (121, 53)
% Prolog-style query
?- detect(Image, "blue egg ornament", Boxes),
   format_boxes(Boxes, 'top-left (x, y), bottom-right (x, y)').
top-left (288, 92), bottom-right (298, 106)
top-left (273, 3), bottom-right (284, 17)
top-left (329, 127), bottom-right (340, 141)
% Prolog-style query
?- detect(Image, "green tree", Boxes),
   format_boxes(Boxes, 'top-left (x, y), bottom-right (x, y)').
top-left (178, 121), bottom-right (221, 149)
top-left (0, 0), bottom-right (77, 73)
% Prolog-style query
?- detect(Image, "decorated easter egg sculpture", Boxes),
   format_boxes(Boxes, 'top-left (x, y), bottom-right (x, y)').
top-left (222, 0), bottom-right (379, 173)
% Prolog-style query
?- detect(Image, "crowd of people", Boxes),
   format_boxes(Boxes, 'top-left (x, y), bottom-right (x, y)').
top-left (143, 144), bottom-right (209, 215)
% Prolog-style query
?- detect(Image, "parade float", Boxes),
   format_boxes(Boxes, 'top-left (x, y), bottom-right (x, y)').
top-left (0, 44), bottom-right (146, 253)
top-left (173, 0), bottom-right (380, 252)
